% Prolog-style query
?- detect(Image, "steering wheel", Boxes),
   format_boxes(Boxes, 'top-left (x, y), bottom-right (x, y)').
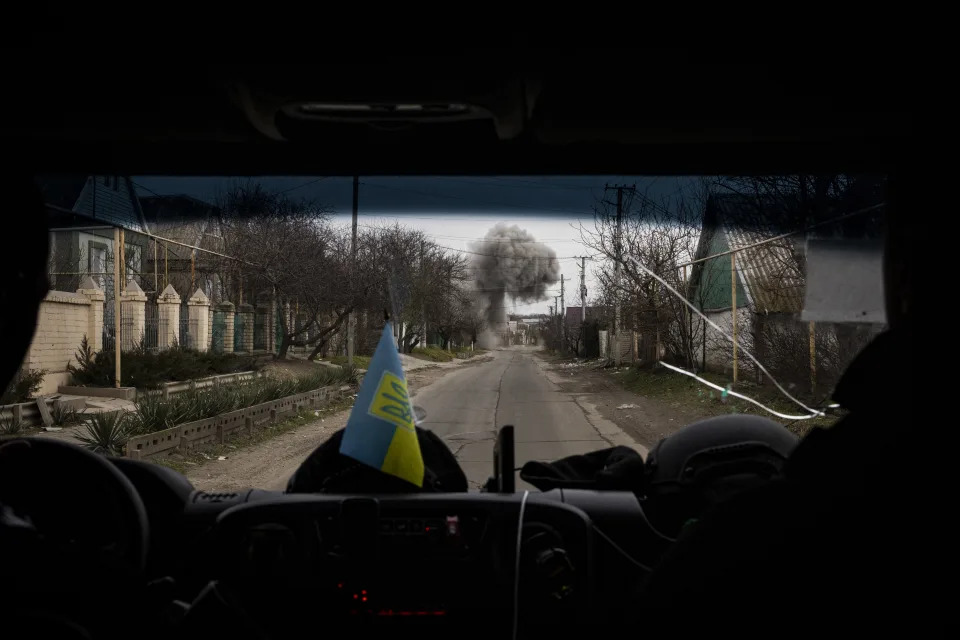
top-left (0, 437), bottom-right (149, 584)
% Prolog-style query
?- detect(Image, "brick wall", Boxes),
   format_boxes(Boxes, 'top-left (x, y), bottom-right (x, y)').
top-left (24, 291), bottom-right (101, 395)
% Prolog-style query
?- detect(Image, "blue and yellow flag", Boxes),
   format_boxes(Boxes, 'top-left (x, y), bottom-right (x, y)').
top-left (339, 322), bottom-right (424, 487)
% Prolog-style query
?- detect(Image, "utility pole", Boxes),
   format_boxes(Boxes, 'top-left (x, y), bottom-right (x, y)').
top-left (576, 256), bottom-right (588, 323)
top-left (560, 274), bottom-right (565, 351)
top-left (347, 175), bottom-right (358, 366)
top-left (421, 239), bottom-right (427, 349)
top-left (113, 227), bottom-right (121, 388)
top-left (604, 184), bottom-right (635, 365)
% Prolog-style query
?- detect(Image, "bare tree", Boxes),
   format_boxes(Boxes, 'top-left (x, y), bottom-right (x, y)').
top-left (581, 184), bottom-right (703, 366)
top-left (351, 224), bottom-right (471, 354)
top-left (217, 182), bottom-right (375, 361)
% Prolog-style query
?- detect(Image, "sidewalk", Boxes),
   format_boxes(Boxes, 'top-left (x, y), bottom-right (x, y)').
top-left (29, 395), bottom-right (136, 445)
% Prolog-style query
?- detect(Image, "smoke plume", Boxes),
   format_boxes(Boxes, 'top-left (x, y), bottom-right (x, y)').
top-left (470, 224), bottom-right (560, 346)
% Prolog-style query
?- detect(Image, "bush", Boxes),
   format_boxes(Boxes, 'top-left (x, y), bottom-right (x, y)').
top-left (127, 367), bottom-right (357, 435)
top-left (411, 346), bottom-right (454, 362)
top-left (76, 411), bottom-right (131, 456)
top-left (68, 336), bottom-right (261, 389)
top-left (1, 369), bottom-right (46, 405)
top-left (50, 403), bottom-right (82, 427)
top-left (0, 414), bottom-right (24, 435)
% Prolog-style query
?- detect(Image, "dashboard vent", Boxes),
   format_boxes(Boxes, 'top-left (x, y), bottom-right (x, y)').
top-left (193, 491), bottom-right (240, 503)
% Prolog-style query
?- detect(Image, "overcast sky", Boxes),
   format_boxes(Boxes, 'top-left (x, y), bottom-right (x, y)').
top-left (133, 176), bottom-right (696, 316)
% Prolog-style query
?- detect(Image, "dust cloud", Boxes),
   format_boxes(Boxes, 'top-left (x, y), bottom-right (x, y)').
top-left (470, 223), bottom-right (560, 348)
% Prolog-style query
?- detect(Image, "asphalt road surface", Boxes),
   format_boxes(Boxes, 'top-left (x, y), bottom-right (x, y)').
top-left (187, 347), bottom-right (647, 492)
top-left (413, 347), bottom-right (646, 489)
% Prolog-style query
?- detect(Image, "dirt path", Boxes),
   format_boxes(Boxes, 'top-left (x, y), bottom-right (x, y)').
top-left (184, 359), bottom-right (487, 492)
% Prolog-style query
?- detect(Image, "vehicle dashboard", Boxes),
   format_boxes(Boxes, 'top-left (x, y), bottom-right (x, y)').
top-left (118, 460), bottom-right (669, 639)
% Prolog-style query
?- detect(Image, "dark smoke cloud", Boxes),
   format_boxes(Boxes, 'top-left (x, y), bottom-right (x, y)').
top-left (470, 224), bottom-right (561, 332)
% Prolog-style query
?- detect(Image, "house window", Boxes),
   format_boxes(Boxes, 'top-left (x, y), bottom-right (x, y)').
top-left (88, 241), bottom-right (108, 289)
top-left (125, 243), bottom-right (142, 279)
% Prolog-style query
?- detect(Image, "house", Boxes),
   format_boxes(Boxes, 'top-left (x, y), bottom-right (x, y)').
top-left (18, 176), bottom-right (153, 393)
top-left (42, 176), bottom-right (152, 341)
top-left (688, 193), bottom-right (805, 378)
top-left (43, 175), bottom-right (152, 293)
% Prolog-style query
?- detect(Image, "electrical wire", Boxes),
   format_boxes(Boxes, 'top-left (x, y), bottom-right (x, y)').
top-left (591, 525), bottom-right (653, 573)
top-left (626, 255), bottom-right (821, 417)
top-left (678, 202), bottom-right (885, 268)
top-left (513, 490), bottom-right (530, 640)
top-left (658, 361), bottom-right (825, 421)
top-left (278, 176), bottom-right (329, 194)
top-left (359, 181), bottom-right (589, 216)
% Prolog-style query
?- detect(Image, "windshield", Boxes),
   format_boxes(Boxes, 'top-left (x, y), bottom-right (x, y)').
top-left (15, 175), bottom-right (886, 491)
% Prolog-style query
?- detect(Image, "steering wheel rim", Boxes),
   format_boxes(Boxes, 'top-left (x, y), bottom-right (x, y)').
top-left (0, 437), bottom-right (149, 573)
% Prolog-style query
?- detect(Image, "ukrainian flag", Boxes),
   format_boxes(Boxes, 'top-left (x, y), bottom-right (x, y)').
top-left (339, 322), bottom-right (424, 487)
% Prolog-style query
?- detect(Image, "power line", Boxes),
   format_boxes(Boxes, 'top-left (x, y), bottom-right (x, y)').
top-left (278, 176), bottom-right (329, 194)
top-left (359, 181), bottom-right (590, 216)
top-left (434, 177), bottom-right (606, 192)
top-left (678, 202), bottom-right (885, 268)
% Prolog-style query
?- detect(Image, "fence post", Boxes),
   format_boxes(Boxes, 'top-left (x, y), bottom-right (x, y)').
top-left (238, 303), bottom-right (255, 353)
top-left (218, 302), bottom-right (236, 354)
top-left (188, 289), bottom-right (211, 352)
top-left (157, 284), bottom-right (182, 350)
top-left (77, 276), bottom-right (105, 353)
top-left (120, 280), bottom-right (148, 352)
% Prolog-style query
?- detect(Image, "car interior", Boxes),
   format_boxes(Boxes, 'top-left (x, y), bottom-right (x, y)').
top-left (0, 41), bottom-right (920, 639)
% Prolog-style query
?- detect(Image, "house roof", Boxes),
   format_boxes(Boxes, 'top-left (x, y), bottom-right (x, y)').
top-left (700, 194), bottom-right (805, 314)
top-left (40, 175), bottom-right (151, 233)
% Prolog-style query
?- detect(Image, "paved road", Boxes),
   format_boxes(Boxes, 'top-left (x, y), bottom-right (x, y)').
top-left (186, 348), bottom-right (647, 492)
top-left (413, 347), bottom-right (645, 489)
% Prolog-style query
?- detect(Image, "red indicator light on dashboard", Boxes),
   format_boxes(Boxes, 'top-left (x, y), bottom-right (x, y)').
top-left (353, 594), bottom-right (358, 600)
top-left (361, 590), bottom-right (367, 595)
top-left (362, 596), bottom-right (368, 602)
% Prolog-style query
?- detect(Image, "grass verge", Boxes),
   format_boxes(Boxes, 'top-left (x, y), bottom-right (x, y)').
top-left (612, 364), bottom-right (841, 437)
top-left (152, 393), bottom-right (356, 475)
top-left (330, 355), bottom-right (372, 369)
top-left (410, 346), bottom-right (455, 362)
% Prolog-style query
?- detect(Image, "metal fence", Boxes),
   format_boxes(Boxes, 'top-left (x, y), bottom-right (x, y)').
top-left (179, 301), bottom-right (192, 349)
top-left (253, 311), bottom-right (266, 350)
top-left (211, 310), bottom-right (225, 353)
top-left (234, 313), bottom-right (245, 352)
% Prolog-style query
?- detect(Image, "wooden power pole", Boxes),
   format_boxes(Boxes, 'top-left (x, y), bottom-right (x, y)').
top-left (113, 228), bottom-right (121, 388)
top-left (347, 175), bottom-right (358, 365)
top-left (604, 184), bottom-right (635, 364)
top-left (560, 274), bottom-right (565, 350)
